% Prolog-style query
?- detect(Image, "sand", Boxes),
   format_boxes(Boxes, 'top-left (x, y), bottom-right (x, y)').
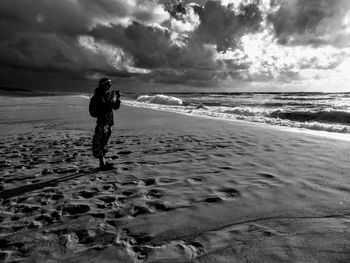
top-left (1, 96), bottom-right (350, 262)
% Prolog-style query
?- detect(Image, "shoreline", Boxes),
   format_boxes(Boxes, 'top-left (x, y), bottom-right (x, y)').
top-left (122, 102), bottom-right (350, 142)
top-left (1, 93), bottom-right (350, 141)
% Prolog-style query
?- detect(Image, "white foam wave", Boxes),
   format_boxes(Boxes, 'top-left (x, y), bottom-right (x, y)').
top-left (220, 106), bottom-right (269, 117)
top-left (137, 94), bottom-right (183, 105)
top-left (123, 98), bottom-right (350, 134)
top-left (75, 95), bottom-right (90, 100)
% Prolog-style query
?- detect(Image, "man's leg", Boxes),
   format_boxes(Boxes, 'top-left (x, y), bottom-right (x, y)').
top-left (102, 125), bottom-right (112, 156)
top-left (99, 156), bottom-right (106, 167)
top-left (92, 124), bottom-right (107, 167)
top-left (98, 125), bottom-right (114, 170)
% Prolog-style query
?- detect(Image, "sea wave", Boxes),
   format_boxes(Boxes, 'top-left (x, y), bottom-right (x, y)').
top-left (220, 106), bottom-right (268, 117)
top-left (273, 95), bottom-right (336, 101)
top-left (201, 108), bottom-right (349, 134)
top-left (269, 109), bottom-right (350, 124)
top-left (263, 102), bottom-right (320, 107)
top-left (75, 95), bottom-right (90, 100)
top-left (123, 95), bottom-right (350, 134)
top-left (137, 94), bottom-right (183, 105)
top-left (219, 106), bottom-right (350, 125)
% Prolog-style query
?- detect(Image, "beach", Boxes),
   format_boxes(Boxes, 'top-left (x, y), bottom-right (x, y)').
top-left (1, 95), bottom-right (350, 262)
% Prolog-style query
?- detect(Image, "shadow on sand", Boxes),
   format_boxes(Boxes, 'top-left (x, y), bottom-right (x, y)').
top-left (0, 168), bottom-right (100, 200)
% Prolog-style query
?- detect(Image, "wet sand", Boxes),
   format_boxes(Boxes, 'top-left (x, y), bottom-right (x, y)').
top-left (1, 96), bottom-right (350, 262)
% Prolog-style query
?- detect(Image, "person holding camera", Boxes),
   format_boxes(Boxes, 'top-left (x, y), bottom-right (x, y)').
top-left (89, 77), bottom-right (121, 170)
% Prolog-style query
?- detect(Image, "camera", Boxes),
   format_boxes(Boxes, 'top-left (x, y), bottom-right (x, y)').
top-left (111, 90), bottom-right (120, 101)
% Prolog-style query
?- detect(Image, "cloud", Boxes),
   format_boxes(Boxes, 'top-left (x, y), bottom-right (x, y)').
top-left (0, 0), bottom-right (169, 80)
top-left (190, 1), bottom-right (263, 51)
top-left (79, 0), bottom-right (169, 27)
top-left (0, 1), bottom-right (90, 36)
top-left (87, 0), bottom-right (263, 83)
top-left (0, 0), bottom-right (349, 91)
top-left (223, 28), bottom-right (348, 82)
top-left (268, 0), bottom-right (350, 47)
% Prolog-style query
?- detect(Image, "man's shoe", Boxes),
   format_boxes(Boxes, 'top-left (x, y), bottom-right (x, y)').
top-left (99, 162), bottom-right (114, 171)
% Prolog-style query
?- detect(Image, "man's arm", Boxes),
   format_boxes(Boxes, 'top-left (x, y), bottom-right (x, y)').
top-left (112, 99), bottom-right (121, 110)
top-left (111, 90), bottom-right (121, 110)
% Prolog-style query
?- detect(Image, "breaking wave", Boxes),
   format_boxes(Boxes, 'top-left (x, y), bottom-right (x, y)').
top-left (124, 93), bottom-right (350, 134)
top-left (221, 107), bottom-right (350, 125)
top-left (76, 95), bottom-right (90, 100)
top-left (273, 95), bottom-right (336, 101)
top-left (269, 110), bottom-right (350, 125)
top-left (137, 95), bottom-right (183, 105)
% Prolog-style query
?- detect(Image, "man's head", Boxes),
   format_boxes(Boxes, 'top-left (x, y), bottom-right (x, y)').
top-left (98, 78), bottom-right (112, 92)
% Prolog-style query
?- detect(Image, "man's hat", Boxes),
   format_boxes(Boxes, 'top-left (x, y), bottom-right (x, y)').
top-left (98, 78), bottom-right (112, 87)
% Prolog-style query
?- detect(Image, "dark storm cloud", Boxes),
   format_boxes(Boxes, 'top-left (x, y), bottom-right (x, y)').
top-left (88, 0), bottom-right (263, 84)
top-left (0, 0), bottom-right (348, 91)
top-left (0, 0), bottom-right (167, 35)
top-left (90, 21), bottom-right (223, 70)
top-left (0, 0), bottom-right (262, 69)
top-left (193, 1), bottom-right (263, 51)
top-left (91, 22), bottom-right (174, 69)
top-left (0, 0), bottom-right (169, 76)
top-left (164, 1), bottom-right (262, 51)
top-left (269, 0), bottom-right (350, 46)
top-left (0, 1), bottom-right (90, 36)
top-left (0, 0), bottom-right (265, 89)
top-left (0, 0), bottom-right (113, 77)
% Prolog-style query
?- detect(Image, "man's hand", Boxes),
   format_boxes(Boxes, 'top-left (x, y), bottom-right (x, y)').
top-left (111, 94), bottom-right (117, 103)
top-left (111, 90), bottom-right (119, 103)
top-left (110, 90), bottom-right (121, 110)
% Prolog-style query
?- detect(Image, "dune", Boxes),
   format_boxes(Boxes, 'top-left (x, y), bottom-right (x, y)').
top-left (0, 96), bottom-right (350, 262)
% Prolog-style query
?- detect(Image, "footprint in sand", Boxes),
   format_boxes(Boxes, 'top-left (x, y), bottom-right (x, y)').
top-left (143, 178), bottom-right (156, 186)
top-left (50, 192), bottom-right (65, 201)
top-left (131, 204), bottom-right (153, 217)
top-left (13, 196), bottom-right (28, 204)
top-left (121, 180), bottom-right (138, 186)
top-left (146, 201), bottom-right (172, 212)
top-left (62, 203), bottom-right (91, 215)
top-left (102, 183), bottom-right (114, 191)
top-left (14, 204), bottom-right (41, 214)
top-left (117, 190), bottom-right (141, 202)
top-left (204, 196), bottom-right (223, 203)
top-left (145, 189), bottom-right (163, 199)
top-left (89, 212), bottom-right (106, 219)
top-left (258, 172), bottom-right (276, 179)
top-left (135, 239), bottom-right (205, 262)
top-left (180, 241), bottom-right (205, 258)
top-left (98, 195), bottom-right (117, 204)
top-left (34, 214), bottom-right (54, 225)
top-left (204, 188), bottom-right (241, 203)
top-left (217, 188), bottom-right (241, 200)
top-left (39, 189), bottom-right (65, 201)
top-left (51, 211), bottom-right (62, 220)
top-left (118, 150), bottom-right (132, 155)
top-left (121, 190), bottom-right (137, 197)
top-left (157, 177), bottom-right (178, 185)
top-left (41, 168), bottom-right (53, 175)
top-left (187, 177), bottom-right (204, 184)
top-left (79, 190), bottom-right (97, 199)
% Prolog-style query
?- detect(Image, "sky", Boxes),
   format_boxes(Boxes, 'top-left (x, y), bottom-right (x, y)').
top-left (0, 0), bottom-right (350, 93)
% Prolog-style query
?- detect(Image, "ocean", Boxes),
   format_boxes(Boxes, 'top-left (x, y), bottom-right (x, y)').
top-left (124, 92), bottom-right (350, 135)
top-left (1, 93), bottom-right (350, 136)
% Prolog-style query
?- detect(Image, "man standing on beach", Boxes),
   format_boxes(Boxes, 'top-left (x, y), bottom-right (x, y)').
top-left (90, 78), bottom-right (121, 170)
